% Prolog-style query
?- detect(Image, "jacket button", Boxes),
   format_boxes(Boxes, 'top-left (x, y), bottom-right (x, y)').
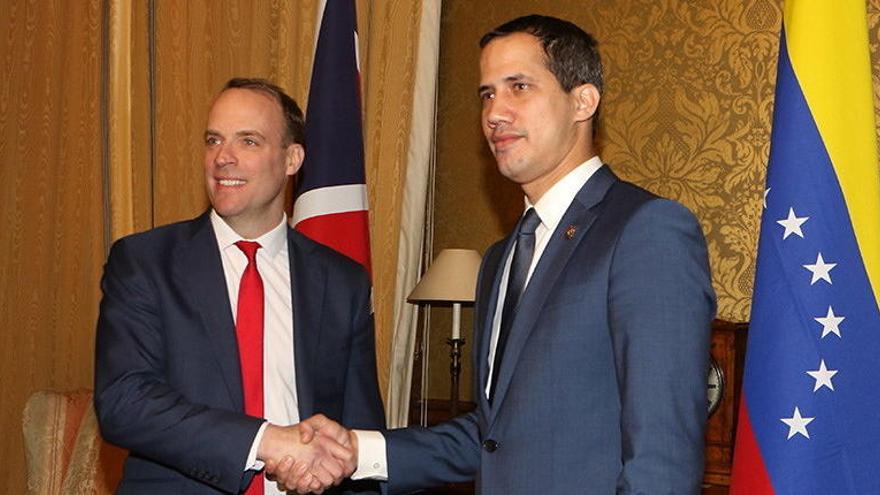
top-left (482, 439), bottom-right (499, 452)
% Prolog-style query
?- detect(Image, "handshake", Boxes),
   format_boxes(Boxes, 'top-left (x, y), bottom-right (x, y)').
top-left (257, 414), bottom-right (359, 494)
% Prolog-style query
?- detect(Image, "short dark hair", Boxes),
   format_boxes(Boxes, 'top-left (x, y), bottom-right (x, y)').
top-left (223, 78), bottom-right (305, 146)
top-left (480, 15), bottom-right (604, 95)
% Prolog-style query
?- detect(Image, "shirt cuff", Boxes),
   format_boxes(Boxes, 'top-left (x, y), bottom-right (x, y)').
top-left (244, 421), bottom-right (269, 472)
top-left (351, 430), bottom-right (388, 480)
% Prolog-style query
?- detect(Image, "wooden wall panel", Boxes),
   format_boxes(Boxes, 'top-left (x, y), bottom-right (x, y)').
top-left (0, 1), bottom-right (105, 492)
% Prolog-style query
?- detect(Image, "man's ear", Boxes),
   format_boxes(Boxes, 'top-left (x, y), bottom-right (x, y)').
top-left (573, 83), bottom-right (600, 122)
top-left (285, 143), bottom-right (305, 177)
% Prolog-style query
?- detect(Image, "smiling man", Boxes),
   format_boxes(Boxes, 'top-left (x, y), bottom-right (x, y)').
top-left (284, 15), bottom-right (716, 495)
top-left (94, 78), bottom-right (384, 495)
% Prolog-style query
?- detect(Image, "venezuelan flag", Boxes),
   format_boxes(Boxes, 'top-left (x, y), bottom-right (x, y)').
top-left (731, 1), bottom-right (880, 493)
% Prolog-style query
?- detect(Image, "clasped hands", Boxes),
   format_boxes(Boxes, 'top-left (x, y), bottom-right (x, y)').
top-left (257, 414), bottom-right (356, 494)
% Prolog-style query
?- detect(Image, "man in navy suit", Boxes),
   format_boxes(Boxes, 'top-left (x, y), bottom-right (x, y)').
top-left (280, 14), bottom-right (716, 494)
top-left (94, 78), bottom-right (384, 494)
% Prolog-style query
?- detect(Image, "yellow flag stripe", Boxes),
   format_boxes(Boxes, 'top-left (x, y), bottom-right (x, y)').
top-left (784, 1), bottom-right (880, 304)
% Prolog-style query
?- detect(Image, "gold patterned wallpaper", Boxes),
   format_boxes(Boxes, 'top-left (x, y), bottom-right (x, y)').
top-left (597, 0), bottom-right (782, 321)
top-left (429, 0), bottom-right (880, 400)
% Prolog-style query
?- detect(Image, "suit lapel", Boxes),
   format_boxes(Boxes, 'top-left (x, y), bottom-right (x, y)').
top-left (488, 166), bottom-right (618, 423)
top-left (288, 228), bottom-right (323, 419)
top-left (174, 213), bottom-right (244, 411)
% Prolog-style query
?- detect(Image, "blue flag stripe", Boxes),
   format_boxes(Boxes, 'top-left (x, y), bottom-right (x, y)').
top-left (296, 0), bottom-right (365, 194)
top-left (743, 28), bottom-right (880, 493)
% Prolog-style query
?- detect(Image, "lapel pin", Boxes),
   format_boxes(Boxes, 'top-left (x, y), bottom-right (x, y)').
top-left (565, 225), bottom-right (577, 239)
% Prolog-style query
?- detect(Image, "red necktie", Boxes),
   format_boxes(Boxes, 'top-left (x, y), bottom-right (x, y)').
top-left (235, 241), bottom-right (264, 495)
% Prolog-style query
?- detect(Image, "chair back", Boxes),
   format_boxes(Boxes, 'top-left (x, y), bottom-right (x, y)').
top-left (22, 389), bottom-right (126, 494)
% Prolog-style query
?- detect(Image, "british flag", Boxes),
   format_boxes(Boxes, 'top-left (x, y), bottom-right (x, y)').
top-left (292, 0), bottom-right (371, 274)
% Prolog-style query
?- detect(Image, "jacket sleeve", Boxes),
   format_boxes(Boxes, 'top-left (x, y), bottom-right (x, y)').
top-left (339, 267), bottom-right (386, 495)
top-left (608, 198), bottom-right (716, 495)
top-left (383, 411), bottom-right (482, 494)
top-left (341, 268), bottom-right (386, 430)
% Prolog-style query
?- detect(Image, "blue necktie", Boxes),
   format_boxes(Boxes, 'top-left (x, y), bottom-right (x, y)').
top-left (489, 208), bottom-right (541, 404)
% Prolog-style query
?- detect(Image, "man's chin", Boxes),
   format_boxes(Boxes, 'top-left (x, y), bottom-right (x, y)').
top-left (212, 203), bottom-right (244, 220)
top-left (496, 159), bottom-right (526, 182)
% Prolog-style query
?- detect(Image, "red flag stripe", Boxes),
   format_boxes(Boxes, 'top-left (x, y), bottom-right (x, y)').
top-left (731, 396), bottom-right (775, 495)
top-left (295, 211), bottom-right (371, 274)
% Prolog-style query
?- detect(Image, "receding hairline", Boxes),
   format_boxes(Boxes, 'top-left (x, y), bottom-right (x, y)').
top-left (206, 89), bottom-right (290, 145)
top-left (214, 78), bottom-right (306, 146)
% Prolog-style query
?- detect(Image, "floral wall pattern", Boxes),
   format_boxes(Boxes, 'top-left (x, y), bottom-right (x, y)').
top-left (595, 0), bottom-right (782, 320)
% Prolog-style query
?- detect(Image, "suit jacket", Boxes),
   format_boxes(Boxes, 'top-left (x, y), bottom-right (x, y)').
top-left (94, 212), bottom-right (385, 494)
top-left (384, 166), bottom-right (716, 494)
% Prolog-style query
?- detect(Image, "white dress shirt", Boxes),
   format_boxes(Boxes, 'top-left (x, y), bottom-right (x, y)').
top-left (210, 210), bottom-right (298, 495)
top-left (354, 156), bottom-right (604, 481)
top-left (484, 156), bottom-right (603, 398)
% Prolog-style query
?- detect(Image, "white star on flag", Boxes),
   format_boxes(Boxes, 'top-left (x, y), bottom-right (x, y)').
top-left (803, 253), bottom-right (837, 285)
top-left (814, 306), bottom-right (845, 338)
top-left (806, 360), bottom-right (838, 391)
top-left (764, 187), bottom-right (771, 209)
top-left (781, 406), bottom-right (815, 439)
top-left (776, 207), bottom-right (809, 239)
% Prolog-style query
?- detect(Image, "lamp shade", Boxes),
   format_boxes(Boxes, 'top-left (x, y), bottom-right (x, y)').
top-left (408, 249), bottom-right (483, 303)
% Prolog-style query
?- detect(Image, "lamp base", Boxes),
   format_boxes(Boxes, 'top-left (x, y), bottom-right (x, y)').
top-left (447, 338), bottom-right (465, 416)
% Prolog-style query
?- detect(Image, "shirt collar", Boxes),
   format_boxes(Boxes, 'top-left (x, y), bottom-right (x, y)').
top-left (526, 156), bottom-right (603, 233)
top-left (209, 210), bottom-right (289, 258)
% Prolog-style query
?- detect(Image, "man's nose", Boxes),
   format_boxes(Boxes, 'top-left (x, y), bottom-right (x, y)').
top-left (212, 143), bottom-right (236, 167)
top-left (484, 95), bottom-right (512, 129)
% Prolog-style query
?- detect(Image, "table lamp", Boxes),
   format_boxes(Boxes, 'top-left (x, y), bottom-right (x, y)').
top-left (408, 248), bottom-right (482, 416)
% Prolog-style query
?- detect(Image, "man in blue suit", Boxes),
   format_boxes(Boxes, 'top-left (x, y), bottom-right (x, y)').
top-left (94, 78), bottom-right (384, 494)
top-left (280, 14), bottom-right (716, 494)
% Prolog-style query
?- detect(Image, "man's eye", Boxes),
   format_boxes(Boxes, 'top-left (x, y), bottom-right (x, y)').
top-left (205, 136), bottom-right (220, 146)
top-left (513, 82), bottom-right (529, 91)
top-left (480, 92), bottom-right (494, 101)
top-left (243, 138), bottom-right (258, 146)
